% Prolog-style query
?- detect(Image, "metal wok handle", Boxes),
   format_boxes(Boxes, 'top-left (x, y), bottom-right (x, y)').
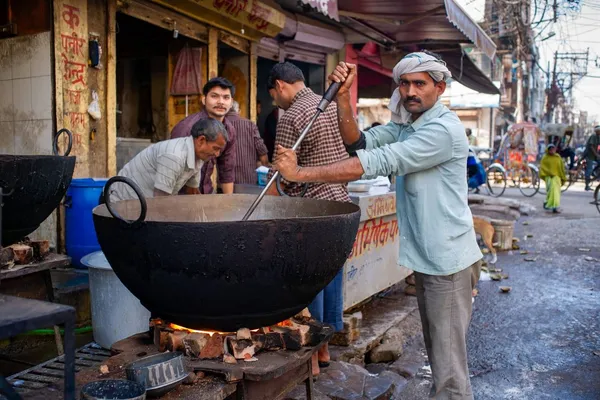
top-left (275, 174), bottom-right (309, 197)
top-left (102, 176), bottom-right (147, 228)
top-left (53, 129), bottom-right (73, 157)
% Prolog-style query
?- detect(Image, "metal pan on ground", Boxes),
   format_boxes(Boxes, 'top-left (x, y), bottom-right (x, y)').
top-left (126, 352), bottom-right (187, 398)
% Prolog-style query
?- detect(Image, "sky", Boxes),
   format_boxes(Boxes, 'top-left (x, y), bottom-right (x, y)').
top-left (456, 0), bottom-right (600, 122)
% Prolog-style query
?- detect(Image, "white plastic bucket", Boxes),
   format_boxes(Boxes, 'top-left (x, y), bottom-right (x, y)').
top-left (81, 251), bottom-right (151, 350)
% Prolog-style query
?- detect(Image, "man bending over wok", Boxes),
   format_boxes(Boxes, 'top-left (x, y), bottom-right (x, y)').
top-left (110, 119), bottom-right (228, 201)
top-left (273, 52), bottom-right (483, 400)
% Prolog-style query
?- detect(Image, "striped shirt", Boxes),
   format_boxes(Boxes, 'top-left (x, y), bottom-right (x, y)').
top-left (112, 136), bottom-right (203, 201)
top-left (226, 111), bottom-right (268, 184)
top-left (268, 88), bottom-right (351, 202)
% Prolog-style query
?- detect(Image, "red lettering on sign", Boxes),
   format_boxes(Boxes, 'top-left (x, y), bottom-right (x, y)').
top-left (213, 0), bottom-right (248, 17)
top-left (366, 196), bottom-right (396, 219)
top-left (247, 2), bottom-right (271, 30)
top-left (68, 112), bottom-right (87, 129)
top-left (62, 4), bottom-right (80, 30)
top-left (61, 53), bottom-right (86, 86)
top-left (349, 218), bottom-right (399, 260)
top-left (71, 132), bottom-right (82, 148)
top-left (66, 89), bottom-right (82, 105)
top-left (61, 32), bottom-right (86, 57)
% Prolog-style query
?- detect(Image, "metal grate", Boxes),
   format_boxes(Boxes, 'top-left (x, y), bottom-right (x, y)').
top-left (4, 343), bottom-right (110, 397)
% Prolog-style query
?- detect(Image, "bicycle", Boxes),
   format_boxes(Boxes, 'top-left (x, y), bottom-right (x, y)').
top-left (505, 150), bottom-right (540, 197)
top-left (595, 183), bottom-right (600, 214)
top-left (471, 148), bottom-right (507, 197)
top-left (568, 158), bottom-right (600, 190)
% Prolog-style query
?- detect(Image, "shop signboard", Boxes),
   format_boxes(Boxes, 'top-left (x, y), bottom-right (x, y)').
top-left (343, 190), bottom-right (411, 310)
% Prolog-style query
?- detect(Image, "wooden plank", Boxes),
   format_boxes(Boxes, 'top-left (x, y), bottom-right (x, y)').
top-left (219, 31), bottom-right (249, 54)
top-left (20, 373), bottom-right (60, 384)
top-left (106, 0), bottom-right (117, 176)
top-left (9, 380), bottom-right (47, 389)
top-left (46, 362), bottom-right (80, 372)
top-left (0, 254), bottom-right (71, 280)
top-left (117, 0), bottom-right (208, 43)
top-left (75, 353), bottom-right (109, 362)
top-left (33, 368), bottom-right (65, 378)
top-left (208, 28), bottom-right (219, 79)
top-left (249, 42), bottom-right (258, 123)
top-left (80, 348), bottom-right (112, 357)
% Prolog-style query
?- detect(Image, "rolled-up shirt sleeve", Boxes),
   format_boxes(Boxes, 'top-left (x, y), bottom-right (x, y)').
top-left (356, 122), bottom-right (453, 179)
top-left (155, 154), bottom-right (186, 194)
top-left (364, 122), bottom-right (403, 149)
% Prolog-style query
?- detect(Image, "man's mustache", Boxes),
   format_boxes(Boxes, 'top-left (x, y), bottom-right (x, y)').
top-left (404, 97), bottom-right (421, 104)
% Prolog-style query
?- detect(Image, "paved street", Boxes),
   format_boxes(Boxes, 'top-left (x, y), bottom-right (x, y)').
top-left (398, 186), bottom-right (600, 399)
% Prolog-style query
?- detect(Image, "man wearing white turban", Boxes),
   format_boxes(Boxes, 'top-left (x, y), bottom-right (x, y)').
top-left (273, 51), bottom-right (482, 399)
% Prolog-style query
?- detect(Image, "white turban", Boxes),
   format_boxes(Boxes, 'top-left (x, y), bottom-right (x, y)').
top-left (388, 52), bottom-right (452, 124)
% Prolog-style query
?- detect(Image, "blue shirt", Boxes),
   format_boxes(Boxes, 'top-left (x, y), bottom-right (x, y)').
top-left (356, 102), bottom-right (482, 275)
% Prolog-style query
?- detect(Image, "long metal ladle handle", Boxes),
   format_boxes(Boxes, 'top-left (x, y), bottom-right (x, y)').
top-left (242, 82), bottom-right (342, 221)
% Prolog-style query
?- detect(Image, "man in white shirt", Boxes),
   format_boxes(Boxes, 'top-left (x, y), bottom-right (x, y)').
top-left (111, 119), bottom-right (228, 201)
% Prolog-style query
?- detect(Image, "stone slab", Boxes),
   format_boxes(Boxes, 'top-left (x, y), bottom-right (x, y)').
top-left (330, 284), bottom-right (418, 365)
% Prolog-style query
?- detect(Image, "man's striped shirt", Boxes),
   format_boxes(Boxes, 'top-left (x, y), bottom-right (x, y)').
top-left (111, 136), bottom-right (203, 201)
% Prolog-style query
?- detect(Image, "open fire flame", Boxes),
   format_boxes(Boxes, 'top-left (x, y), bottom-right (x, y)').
top-left (153, 314), bottom-right (305, 338)
top-left (168, 323), bottom-right (220, 336)
top-left (164, 321), bottom-right (260, 336)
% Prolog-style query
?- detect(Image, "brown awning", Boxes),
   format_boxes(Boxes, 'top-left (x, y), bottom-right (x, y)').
top-left (337, 0), bottom-right (496, 59)
top-left (356, 45), bottom-right (500, 98)
top-left (257, 13), bottom-right (345, 64)
top-left (440, 46), bottom-right (500, 95)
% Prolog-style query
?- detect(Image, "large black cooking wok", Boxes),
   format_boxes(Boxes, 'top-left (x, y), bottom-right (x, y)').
top-left (0, 129), bottom-right (75, 246)
top-left (93, 177), bottom-right (360, 331)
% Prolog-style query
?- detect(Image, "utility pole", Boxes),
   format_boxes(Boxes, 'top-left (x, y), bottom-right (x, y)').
top-left (516, 33), bottom-right (524, 122)
top-left (545, 50), bottom-right (589, 124)
top-left (553, 0), bottom-right (558, 22)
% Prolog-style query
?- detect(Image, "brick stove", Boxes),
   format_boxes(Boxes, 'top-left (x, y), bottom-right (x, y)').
top-left (99, 315), bottom-right (334, 400)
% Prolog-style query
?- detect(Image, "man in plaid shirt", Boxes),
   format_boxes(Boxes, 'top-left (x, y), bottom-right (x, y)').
top-left (266, 62), bottom-right (350, 376)
top-left (266, 63), bottom-right (350, 202)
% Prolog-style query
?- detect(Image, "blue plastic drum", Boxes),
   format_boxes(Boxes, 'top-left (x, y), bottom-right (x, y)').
top-left (65, 178), bottom-right (108, 268)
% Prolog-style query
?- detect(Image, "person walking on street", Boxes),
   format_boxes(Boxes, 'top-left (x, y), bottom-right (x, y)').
top-left (266, 62), bottom-right (351, 377)
top-left (226, 101), bottom-right (269, 184)
top-left (540, 143), bottom-right (567, 213)
top-left (466, 128), bottom-right (477, 146)
top-left (584, 126), bottom-right (600, 191)
top-left (273, 52), bottom-right (482, 399)
top-left (171, 77), bottom-right (237, 194)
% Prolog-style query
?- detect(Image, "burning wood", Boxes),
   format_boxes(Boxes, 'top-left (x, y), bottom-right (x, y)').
top-left (0, 247), bottom-right (14, 269)
top-left (227, 337), bottom-right (256, 360)
top-left (30, 240), bottom-right (50, 260)
top-left (223, 353), bottom-right (237, 364)
top-left (236, 328), bottom-right (252, 341)
top-left (199, 334), bottom-right (224, 359)
top-left (153, 326), bottom-right (169, 352)
top-left (167, 331), bottom-right (189, 352)
top-left (153, 315), bottom-right (330, 361)
top-left (183, 333), bottom-right (210, 358)
top-left (9, 244), bottom-right (33, 265)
